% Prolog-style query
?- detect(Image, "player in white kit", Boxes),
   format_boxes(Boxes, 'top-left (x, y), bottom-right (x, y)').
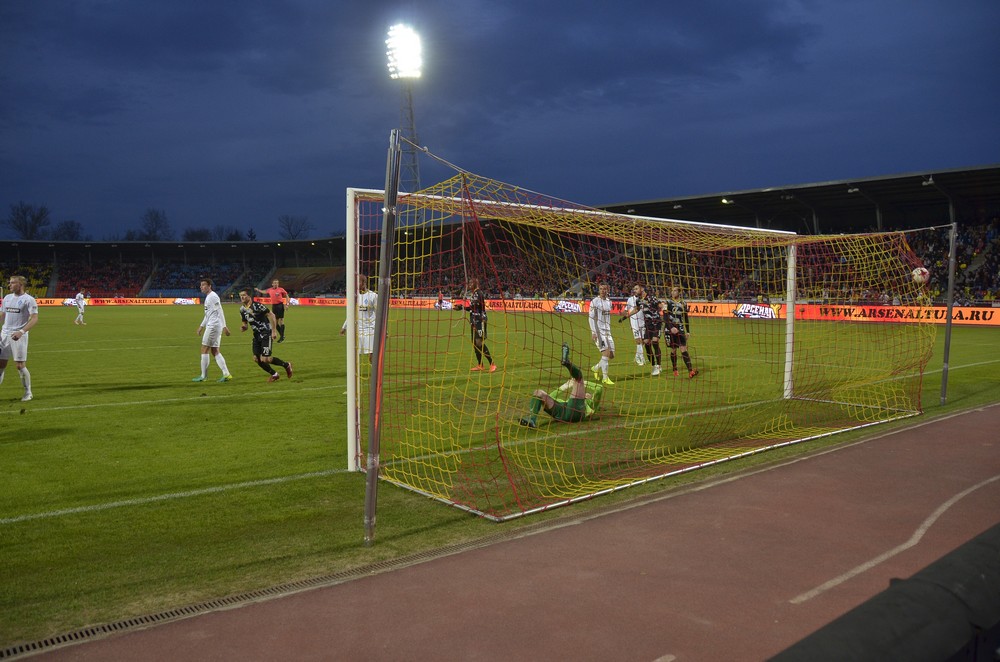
top-left (193, 278), bottom-right (233, 382)
top-left (0, 275), bottom-right (39, 401)
top-left (340, 279), bottom-right (378, 361)
top-left (621, 284), bottom-right (646, 365)
top-left (588, 283), bottom-right (616, 385)
top-left (74, 290), bottom-right (87, 325)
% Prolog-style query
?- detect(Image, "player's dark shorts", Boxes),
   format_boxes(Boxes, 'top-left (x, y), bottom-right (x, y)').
top-left (272, 303), bottom-right (285, 319)
top-left (252, 334), bottom-right (273, 358)
top-left (548, 397), bottom-right (588, 423)
top-left (667, 329), bottom-right (687, 348)
top-left (643, 321), bottom-right (661, 343)
top-left (470, 320), bottom-right (488, 342)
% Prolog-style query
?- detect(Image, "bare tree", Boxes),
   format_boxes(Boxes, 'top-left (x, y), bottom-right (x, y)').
top-left (212, 225), bottom-right (243, 241)
top-left (50, 220), bottom-right (88, 241)
top-left (278, 214), bottom-right (314, 240)
top-left (4, 201), bottom-right (51, 239)
top-left (182, 227), bottom-right (212, 241)
top-left (246, 227), bottom-right (257, 241)
top-left (139, 208), bottom-right (174, 241)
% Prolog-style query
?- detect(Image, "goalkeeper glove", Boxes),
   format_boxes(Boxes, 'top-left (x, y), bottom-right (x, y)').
top-left (618, 316), bottom-right (626, 324)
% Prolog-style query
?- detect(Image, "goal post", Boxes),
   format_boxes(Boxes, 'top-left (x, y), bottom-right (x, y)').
top-left (344, 161), bottom-right (936, 522)
top-left (345, 187), bottom-right (360, 472)
top-left (784, 243), bottom-right (796, 400)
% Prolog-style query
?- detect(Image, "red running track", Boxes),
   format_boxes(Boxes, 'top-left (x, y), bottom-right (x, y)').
top-left (34, 404), bottom-right (1000, 661)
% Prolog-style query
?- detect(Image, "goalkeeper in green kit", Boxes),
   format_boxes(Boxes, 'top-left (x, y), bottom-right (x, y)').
top-left (519, 343), bottom-right (605, 428)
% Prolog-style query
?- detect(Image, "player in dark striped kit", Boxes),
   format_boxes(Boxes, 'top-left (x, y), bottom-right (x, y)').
top-left (255, 279), bottom-right (289, 342)
top-left (665, 285), bottom-right (698, 378)
top-left (239, 289), bottom-right (293, 382)
top-left (466, 278), bottom-right (496, 373)
top-left (620, 284), bottom-right (665, 375)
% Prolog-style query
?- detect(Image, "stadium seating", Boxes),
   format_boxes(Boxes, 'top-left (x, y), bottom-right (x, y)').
top-left (0, 217), bottom-right (996, 303)
top-left (53, 260), bottom-right (150, 298)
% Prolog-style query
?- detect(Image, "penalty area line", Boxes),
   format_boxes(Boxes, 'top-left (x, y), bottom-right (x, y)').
top-left (1, 468), bottom-right (351, 526)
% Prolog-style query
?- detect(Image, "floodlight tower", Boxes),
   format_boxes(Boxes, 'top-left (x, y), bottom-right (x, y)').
top-left (386, 23), bottom-right (422, 194)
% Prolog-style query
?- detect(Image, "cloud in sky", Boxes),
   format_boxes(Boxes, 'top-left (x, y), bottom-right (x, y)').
top-left (1, 0), bottom-right (998, 241)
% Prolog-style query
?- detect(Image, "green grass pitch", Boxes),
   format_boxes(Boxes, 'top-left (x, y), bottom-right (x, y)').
top-left (1, 304), bottom-right (998, 647)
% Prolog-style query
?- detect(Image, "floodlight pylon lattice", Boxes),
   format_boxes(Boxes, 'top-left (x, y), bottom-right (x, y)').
top-left (398, 83), bottom-right (420, 195)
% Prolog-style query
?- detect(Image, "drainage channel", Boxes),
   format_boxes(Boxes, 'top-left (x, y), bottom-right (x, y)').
top-left (1, 525), bottom-right (545, 660)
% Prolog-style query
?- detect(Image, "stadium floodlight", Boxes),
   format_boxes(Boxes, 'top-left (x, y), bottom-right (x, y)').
top-left (720, 196), bottom-right (761, 227)
top-left (385, 23), bottom-right (423, 198)
top-left (386, 24), bottom-right (422, 79)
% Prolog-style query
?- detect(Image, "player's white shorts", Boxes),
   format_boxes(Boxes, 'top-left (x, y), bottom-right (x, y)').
top-left (594, 332), bottom-right (615, 354)
top-left (202, 324), bottom-right (223, 348)
top-left (0, 329), bottom-right (29, 362)
top-left (629, 321), bottom-right (645, 341)
top-left (358, 325), bottom-right (374, 355)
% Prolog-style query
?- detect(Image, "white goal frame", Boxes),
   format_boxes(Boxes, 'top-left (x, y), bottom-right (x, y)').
top-left (344, 186), bottom-right (802, 474)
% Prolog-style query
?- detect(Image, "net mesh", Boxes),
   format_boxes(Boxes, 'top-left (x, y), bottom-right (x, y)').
top-left (349, 170), bottom-right (936, 520)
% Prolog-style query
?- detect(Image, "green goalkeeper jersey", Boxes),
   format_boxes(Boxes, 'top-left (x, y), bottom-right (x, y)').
top-left (547, 380), bottom-right (604, 422)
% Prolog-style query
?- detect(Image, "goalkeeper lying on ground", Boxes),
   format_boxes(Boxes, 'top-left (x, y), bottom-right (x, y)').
top-left (519, 343), bottom-right (605, 428)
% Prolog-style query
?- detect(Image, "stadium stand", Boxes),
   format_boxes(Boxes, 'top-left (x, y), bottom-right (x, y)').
top-left (0, 261), bottom-right (52, 298)
top-left (144, 262), bottom-right (244, 298)
top-left (404, 216), bottom-right (1000, 304)
top-left (3, 223), bottom-right (998, 304)
top-left (53, 260), bottom-right (150, 298)
top-left (268, 266), bottom-right (346, 297)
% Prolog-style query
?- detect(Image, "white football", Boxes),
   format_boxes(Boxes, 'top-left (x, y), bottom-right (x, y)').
top-left (911, 267), bottom-right (930, 284)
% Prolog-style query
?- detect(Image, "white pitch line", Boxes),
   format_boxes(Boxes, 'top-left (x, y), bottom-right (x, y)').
top-left (5, 384), bottom-right (339, 414)
top-left (0, 469), bottom-right (350, 525)
top-left (34, 337), bottom-right (326, 353)
top-left (923, 356), bottom-right (1000, 373)
top-left (38, 345), bottom-right (189, 354)
top-left (789, 472), bottom-right (1000, 604)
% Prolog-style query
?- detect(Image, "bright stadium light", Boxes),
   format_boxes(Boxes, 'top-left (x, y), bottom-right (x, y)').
top-left (385, 22), bottom-right (423, 196)
top-left (386, 24), bottom-right (422, 79)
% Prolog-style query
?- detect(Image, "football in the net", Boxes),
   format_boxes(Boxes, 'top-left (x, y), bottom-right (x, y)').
top-left (911, 267), bottom-right (930, 284)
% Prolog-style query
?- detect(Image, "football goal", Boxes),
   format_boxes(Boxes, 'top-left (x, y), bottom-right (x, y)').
top-left (344, 152), bottom-right (936, 522)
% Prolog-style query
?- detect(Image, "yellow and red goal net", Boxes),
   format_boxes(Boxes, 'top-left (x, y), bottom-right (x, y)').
top-left (345, 170), bottom-right (935, 521)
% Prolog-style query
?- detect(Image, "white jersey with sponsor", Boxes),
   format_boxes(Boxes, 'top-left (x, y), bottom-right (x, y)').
top-left (342, 289), bottom-right (378, 355)
top-left (357, 290), bottom-right (377, 330)
top-left (2, 292), bottom-right (38, 332)
top-left (626, 295), bottom-right (645, 332)
top-left (340, 290), bottom-right (378, 347)
top-left (588, 295), bottom-right (613, 339)
top-left (200, 290), bottom-right (226, 329)
top-left (75, 292), bottom-right (86, 312)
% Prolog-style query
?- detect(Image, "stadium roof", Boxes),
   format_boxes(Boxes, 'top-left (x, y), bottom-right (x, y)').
top-left (599, 164), bottom-right (1000, 235)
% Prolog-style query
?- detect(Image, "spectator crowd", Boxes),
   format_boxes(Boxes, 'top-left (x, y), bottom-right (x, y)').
top-left (2, 215), bottom-right (997, 305)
